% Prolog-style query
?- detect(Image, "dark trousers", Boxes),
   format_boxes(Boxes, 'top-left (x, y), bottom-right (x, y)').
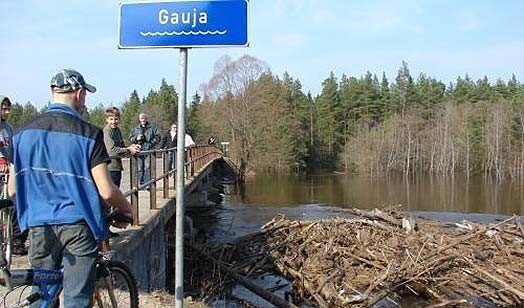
top-left (110, 171), bottom-right (122, 188)
top-left (10, 207), bottom-right (28, 246)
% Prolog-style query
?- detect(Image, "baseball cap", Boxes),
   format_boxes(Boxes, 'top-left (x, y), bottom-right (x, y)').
top-left (50, 69), bottom-right (96, 93)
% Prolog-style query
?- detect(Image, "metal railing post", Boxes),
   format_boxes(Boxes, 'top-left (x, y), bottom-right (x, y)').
top-left (163, 151), bottom-right (169, 199)
top-left (189, 147), bottom-right (194, 177)
top-left (150, 153), bottom-right (157, 209)
top-left (130, 155), bottom-right (139, 225)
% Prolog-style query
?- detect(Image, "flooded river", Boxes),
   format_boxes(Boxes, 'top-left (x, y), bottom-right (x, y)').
top-left (189, 173), bottom-right (522, 242)
top-left (185, 173), bottom-right (523, 306)
top-left (234, 173), bottom-right (523, 215)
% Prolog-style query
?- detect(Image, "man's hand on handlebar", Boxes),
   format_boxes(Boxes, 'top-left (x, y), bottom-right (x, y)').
top-left (108, 209), bottom-right (133, 229)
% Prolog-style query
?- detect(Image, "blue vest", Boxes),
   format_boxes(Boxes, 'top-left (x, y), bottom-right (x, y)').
top-left (13, 103), bottom-right (109, 240)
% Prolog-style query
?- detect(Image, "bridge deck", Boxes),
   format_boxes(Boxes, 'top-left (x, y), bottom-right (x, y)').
top-left (10, 155), bottom-right (215, 268)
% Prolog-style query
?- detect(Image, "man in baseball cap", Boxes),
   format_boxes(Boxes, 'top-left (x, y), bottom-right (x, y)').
top-left (9, 68), bottom-right (132, 306)
top-left (50, 68), bottom-right (97, 93)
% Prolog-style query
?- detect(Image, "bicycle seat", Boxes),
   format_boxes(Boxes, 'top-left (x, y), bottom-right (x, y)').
top-left (0, 199), bottom-right (13, 210)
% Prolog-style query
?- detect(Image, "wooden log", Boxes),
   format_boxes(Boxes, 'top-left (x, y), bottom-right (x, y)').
top-left (425, 299), bottom-right (468, 307)
top-left (393, 255), bottom-right (457, 290)
top-left (428, 216), bottom-right (515, 259)
top-left (493, 235), bottom-right (511, 257)
top-left (461, 268), bottom-right (515, 305)
top-left (191, 243), bottom-right (299, 308)
top-left (283, 265), bottom-right (362, 307)
top-left (492, 225), bottom-right (524, 239)
top-left (407, 281), bottom-right (446, 303)
top-left (345, 251), bottom-right (386, 270)
top-left (495, 268), bottom-right (524, 289)
top-left (516, 217), bottom-right (524, 238)
top-left (354, 218), bottom-right (394, 231)
top-left (466, 261), bottom-right (524, 300)
top-left (350, 208), bottom-right (403, 228)
top-left (282, 265), bottom-right (330, 308)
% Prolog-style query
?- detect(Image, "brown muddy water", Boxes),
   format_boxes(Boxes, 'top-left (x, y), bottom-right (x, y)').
top-left (236, 173), bottom-right (523, 216)
top-left (185, 173), bottom-right (523, 307)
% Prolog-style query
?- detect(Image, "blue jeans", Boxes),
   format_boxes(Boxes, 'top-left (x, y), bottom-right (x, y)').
top-left (138, 155), bottom-right (151, 186)
top-left (167, 150), bottom-right (175, 172)
top-left (29, 223), bottom-right (98, 308)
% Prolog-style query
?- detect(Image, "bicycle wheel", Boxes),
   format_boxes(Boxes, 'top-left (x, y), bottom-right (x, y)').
top-left (0, 209), bottom-right (12, 267)
top-left (93, 261), bottom-right (139, 308)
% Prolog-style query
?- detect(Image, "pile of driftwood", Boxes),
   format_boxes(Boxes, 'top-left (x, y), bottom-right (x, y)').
top-left (187, 208), bottom-right (524, 307)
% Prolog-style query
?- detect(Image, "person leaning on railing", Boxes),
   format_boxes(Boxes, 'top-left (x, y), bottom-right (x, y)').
top-left (103, 106), bottom-right (140, 188)
top-left (8, 69), bottom-right (133, 308)
top-left (159, 122), bottom-right (195, 172)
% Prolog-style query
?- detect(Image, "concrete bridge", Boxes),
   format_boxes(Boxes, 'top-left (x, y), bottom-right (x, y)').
top-left (12, 145), bottom-right (240, 292)
top-left (111, 145), bottom-right (240, 291)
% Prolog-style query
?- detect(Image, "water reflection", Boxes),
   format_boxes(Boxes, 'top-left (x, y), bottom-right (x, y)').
top-left (230, 174), bottom-right (523, 216)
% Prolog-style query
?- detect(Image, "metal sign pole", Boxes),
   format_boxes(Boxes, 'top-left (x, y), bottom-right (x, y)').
top-left (175, 47), bottom-right (188, 308)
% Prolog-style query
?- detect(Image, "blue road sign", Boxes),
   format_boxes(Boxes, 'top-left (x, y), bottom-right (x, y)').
top-left (119, 0), bottom-right (249, 48)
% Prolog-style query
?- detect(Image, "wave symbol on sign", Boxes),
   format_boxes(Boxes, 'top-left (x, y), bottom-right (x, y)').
top-left (140, 30), bottom-right (227, 36)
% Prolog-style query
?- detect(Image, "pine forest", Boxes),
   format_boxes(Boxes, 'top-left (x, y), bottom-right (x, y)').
top-left (8, 55), bottom-right (524, 180)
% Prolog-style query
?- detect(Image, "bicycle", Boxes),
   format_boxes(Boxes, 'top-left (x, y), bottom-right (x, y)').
top-left (0, 174), bottom-right (12, 269)
top-left (0, 199), bottom-right (139, 308)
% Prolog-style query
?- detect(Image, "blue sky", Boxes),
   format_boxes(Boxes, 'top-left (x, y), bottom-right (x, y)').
top-left (1, 0), bottom-right (523, 109)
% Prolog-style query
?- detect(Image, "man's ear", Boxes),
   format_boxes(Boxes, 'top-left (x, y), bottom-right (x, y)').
top-left (74, 89), bottom-right (82, 101)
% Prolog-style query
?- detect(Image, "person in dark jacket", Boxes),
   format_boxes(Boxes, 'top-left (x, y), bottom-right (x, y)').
top-left (0, 95), bottom-right (27, 255)
top-left (129, 113), bottom-right (160, 187)
top-left (159, 122), bottom-right (195, 172)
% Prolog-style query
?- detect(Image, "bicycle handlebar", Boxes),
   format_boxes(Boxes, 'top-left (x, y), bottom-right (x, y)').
top-left (107, 211), bottom-right (133, 225)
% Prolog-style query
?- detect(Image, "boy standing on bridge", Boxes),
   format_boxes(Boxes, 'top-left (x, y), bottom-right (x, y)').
top-left (8, 69), bottom-right (133, 308)
top-left (103, 107), bottom-right (140, 188)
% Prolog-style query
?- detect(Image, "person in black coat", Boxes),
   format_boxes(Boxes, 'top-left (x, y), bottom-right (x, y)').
top-left (159, 122), bottom-right (194, 171)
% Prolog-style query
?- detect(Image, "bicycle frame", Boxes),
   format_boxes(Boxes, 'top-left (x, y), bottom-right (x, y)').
top-left (0, 201), bottom-right (137, 308)
top-left (0, 199), bottom-right (63, 308)
top-left (2, 269), bottom-right (63, 307)
top-left (0, 264), bottom-right (63, 307)
top-left (0, 174), bottom-right (12, 268)
top-left (95, 241), bottom-right (118, 307)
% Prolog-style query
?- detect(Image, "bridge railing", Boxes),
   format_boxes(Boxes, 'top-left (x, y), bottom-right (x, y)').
top-left (109, 145), bottom-right (223, 225)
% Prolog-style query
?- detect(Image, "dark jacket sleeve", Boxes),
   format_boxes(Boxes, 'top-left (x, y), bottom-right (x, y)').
top-left (129, 126), bottom-right (139, 144)
top-left (151, 126), bottom-right (161, 148)
top-left (159, 131), bottom-right (168, 149)
top-left (103, 127), bottom-right (128, 156)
